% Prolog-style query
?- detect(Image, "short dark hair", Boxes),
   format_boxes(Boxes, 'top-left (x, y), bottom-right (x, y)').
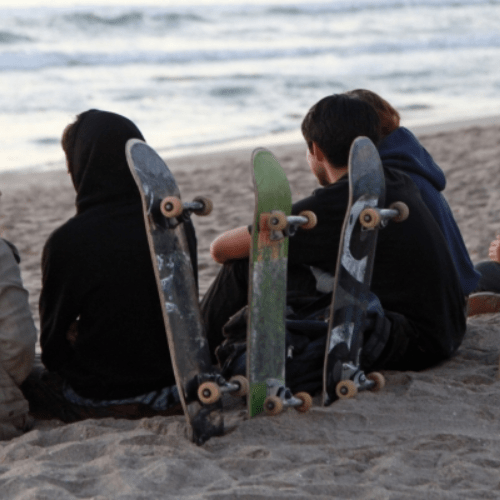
top-left (301, 94), bottom-right (381, 167)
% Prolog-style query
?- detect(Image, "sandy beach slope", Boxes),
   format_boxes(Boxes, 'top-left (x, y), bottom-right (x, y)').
top-left (0, 122), bottom-right (499, 499)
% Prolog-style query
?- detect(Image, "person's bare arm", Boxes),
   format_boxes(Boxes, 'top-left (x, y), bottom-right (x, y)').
top-left (210, 226), bottom-right (251, 264)
top-left (488, 235), bottom-right (500, 263)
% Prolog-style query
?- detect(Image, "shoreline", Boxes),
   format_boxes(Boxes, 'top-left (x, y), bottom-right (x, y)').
top-left (2, 113), bottom-right (500, 178)
top-left (164, 112), bottom-right (500, 163)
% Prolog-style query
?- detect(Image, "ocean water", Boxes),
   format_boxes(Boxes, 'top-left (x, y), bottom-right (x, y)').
top-left (0, 0), bottom-right (499, 172)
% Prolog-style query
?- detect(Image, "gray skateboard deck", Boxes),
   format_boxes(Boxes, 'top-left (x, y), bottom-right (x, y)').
top-left (323, 136), bottom-right (408, 405)
top-left (126, 138), bottom-right (224, 445)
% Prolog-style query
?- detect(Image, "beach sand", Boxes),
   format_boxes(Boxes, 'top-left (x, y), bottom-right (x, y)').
top-left (0, 122), bottom-right (499, 499)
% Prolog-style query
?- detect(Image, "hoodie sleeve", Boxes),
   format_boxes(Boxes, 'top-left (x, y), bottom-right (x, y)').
top-left (39, 229), bottom-right (80, 372)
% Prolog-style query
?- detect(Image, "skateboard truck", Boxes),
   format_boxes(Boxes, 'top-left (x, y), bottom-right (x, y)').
top-left (263, 210), bottom-right (317, 240)
top-left (197, 374), bottom-right (249, 405)
top-left (334, 360), bottom-right (385, 399)
top-left (160, 196), bottom-right (213, 228)
top-left (360, 201), bottom-right (409, 229)
top-left (262, 379), bottom-right (313, 416)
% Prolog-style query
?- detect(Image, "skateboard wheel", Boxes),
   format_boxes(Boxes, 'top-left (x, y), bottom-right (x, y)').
top-left (229, 375), bottom-right (249, 398)
top-left (266, 211), bottom-right (287, 231)
top-left (390, 202), bottom-right (409, 222)
top-left (160, 196), bottom-right (183, 218)
top-left (299, 210), bottom-right (317, 230)
top-left (367, 372), bottom-right (385, 392)
top-left (197, 382), bottom-right (221, 405)
top-left (264, 395), bottom-right (283, 416)
top-left (335, 380), bottom-right (358, 400)
top-left (192, 196), bottom-right (213, 216)
top-left (359, 208), bottom-right (380, 229)
top-left (294, 392), bottom-right (313, 413)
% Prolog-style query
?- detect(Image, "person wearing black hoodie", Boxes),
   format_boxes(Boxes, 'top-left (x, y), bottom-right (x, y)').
top-left (22, 110), bottom-right (195, 421)
top-left (202, 95), bottom-right (467, 396)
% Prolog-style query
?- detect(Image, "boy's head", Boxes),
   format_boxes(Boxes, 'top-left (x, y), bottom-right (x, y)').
top-left (301, 94), bottom-right (381, 168)
top-left (61, 109), bottom-right (144, 183)
top-left (61, 109), bottom-right (145, 212)
top-left (345, 89), bottom-right (400, 138)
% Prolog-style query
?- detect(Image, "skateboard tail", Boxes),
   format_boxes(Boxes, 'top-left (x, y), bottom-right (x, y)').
top-left (248, 258), bottom-right (287, 417)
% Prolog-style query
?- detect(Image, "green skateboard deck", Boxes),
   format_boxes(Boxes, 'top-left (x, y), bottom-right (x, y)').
top-left (246, 148), bottom-right (316, 418)
top-left (247, 148), bottom-right (292, 417)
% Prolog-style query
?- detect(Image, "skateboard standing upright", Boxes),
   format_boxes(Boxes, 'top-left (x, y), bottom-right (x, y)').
top-left (126, 139), bottom-right (247, 445)
top-left (323, 137), bottom-right (409, 406)
top-left (247, 148), bottom-right (315, 417)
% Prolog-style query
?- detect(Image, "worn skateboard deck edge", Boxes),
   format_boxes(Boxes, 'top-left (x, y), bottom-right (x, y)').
top-left (322, 136), bottom-right (385, 406)
top-left (247, 147), bottom-right (292, 417)
top-left (125, 138), bottom-right (223, 444)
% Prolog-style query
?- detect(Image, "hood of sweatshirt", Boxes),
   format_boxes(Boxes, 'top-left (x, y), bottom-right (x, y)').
top-left (378, 127), bottom-right (446, 192)
top-left (67, 109), bottom-right (145, 213)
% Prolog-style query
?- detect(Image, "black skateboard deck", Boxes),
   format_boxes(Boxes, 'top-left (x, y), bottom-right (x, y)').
top-left (323, 136), bottom-right (408, 405)
top-left (126, 139), bottom-right (225, 445)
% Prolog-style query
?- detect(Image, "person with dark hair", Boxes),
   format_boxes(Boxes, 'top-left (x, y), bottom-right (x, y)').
top-left (345, 89), bottom-right (480, 298)
top-left (201, 94), bottom-right (466, 395)
top-left (301, 94), bottom-right (381, 170)
top-left (21, 110), bottom-right (196, 422)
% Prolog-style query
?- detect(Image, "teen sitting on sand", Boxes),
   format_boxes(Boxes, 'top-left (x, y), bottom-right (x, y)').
top-left (345, 89), bottom-right (480, 298)
top-left (0, 235), bottom-right (37, 437)
top-left (201, 94), bottom-right (467, 395)
top-left (21, 110), bottom-right (194, 422)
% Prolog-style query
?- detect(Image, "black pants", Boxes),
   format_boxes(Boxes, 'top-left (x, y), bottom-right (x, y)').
top-left (201, 259), bottom-right (250, 363)
top-left (21, 358), bottom-right (182, 423)
top-left (201, 259), bottom-right (325, 361)
top-left (200, 259), bottom-right (401, 395)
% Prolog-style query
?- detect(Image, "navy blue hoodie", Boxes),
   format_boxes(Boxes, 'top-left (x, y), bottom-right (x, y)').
top-left (378, 127), bottom-right (479, 296)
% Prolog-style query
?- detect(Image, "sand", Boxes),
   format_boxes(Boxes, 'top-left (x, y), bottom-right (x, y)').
top-left (0, 122), bottom-right (499, 499)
